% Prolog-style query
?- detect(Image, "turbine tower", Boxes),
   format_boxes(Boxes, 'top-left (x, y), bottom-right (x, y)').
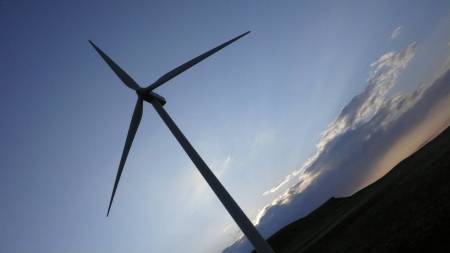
top-left (90, 32), bottom-right (275, 253)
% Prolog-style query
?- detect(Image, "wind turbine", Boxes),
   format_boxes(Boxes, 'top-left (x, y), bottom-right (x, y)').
top-left (89, 31), bottom-right (275, 253)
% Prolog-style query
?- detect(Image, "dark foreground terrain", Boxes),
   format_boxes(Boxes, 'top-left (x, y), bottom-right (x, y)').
top-left (257, 126), bottom-right (450, 253)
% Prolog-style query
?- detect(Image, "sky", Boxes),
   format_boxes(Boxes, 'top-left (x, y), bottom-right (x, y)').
top-left (1, 1), bottom-right (450, 253)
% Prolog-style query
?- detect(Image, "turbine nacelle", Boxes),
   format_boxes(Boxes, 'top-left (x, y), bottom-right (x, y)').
top-left (137, 89), bottom-right (167, 106)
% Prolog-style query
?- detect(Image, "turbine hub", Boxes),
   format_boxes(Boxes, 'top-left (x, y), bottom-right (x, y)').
top-left (137, 89), bottom-right (167, 106)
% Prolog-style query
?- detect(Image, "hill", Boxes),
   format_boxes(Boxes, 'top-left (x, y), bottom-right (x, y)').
top-left (253, 125), bottom-right (450, 253)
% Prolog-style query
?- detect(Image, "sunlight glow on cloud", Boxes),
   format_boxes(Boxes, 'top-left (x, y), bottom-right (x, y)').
top-left (262, 175), bottom-right (292, 196)
top-left (259, 42), bottom-right (417, 197)
top-left (223, 42), bottom-right (450, 253)
top-left (256, 171), bottom-right (318, 223)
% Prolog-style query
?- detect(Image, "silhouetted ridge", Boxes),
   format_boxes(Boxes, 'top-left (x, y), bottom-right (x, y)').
top-left (252, 125), bottom-right (450, 253)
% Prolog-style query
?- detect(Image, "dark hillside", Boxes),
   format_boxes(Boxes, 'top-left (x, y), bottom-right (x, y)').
top-left (255, 126), bottom-right (450, 253)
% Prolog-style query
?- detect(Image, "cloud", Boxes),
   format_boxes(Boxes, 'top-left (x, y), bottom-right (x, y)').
top-left (262, 175), bottom-right (292, 196)
top-left (259, 42), bottom-right (416, 198)
top-left (216, 155), bottom-right (233, 178)
top-left (390, 25), bottom-right (403, 39)
top-left (179, 155), bottom-right (234, 204)
top-left (223, 42), bottom-right (450, 253)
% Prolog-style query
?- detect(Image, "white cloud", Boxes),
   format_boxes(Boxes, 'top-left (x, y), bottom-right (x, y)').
top-left (262, 175), bottom-right (292, 196)
top-left (258, 42), bottom-right (417, 198)
top-left (216, 155), bottom-right (233, 178)
top-left (223, 42), bottom-right (450, 253)
top-left (390, 25), bottom-right (403, 39)
top-left (179, 155), bottom-right (234, 204)
top-left (256, 171), bottom-right (318, 223)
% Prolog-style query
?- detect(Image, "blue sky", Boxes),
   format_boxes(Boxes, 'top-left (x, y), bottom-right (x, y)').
top-left (1, 1), bottom-right (450, 253)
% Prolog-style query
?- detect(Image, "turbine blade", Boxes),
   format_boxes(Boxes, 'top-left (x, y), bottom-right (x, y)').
top-left (146, 31), bottom-right (250, 91)
top-left (89, 40), bottom-right (141, 91)
top-left (107, 97), bottom-right (143, 216)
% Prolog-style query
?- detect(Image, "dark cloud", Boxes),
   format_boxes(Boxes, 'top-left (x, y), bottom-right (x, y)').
top-left (223, 43), bottom-right (450, 253)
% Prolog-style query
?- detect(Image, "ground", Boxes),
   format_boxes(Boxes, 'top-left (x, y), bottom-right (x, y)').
top-left (256, 126), bottom-right (450, 253)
